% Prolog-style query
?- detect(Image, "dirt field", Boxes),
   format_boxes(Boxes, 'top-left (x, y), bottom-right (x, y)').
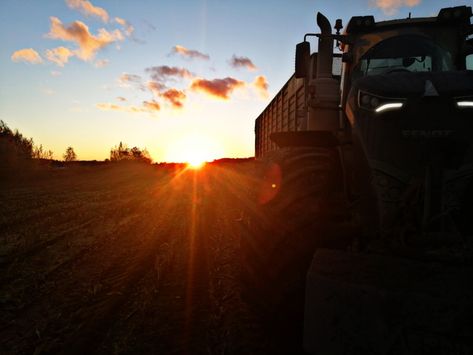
top-left (0, 162), bottom-right (277, 354)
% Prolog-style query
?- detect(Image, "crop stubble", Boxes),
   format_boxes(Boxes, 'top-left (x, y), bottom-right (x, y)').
top-left (0, 162), bottom-right (271, 354)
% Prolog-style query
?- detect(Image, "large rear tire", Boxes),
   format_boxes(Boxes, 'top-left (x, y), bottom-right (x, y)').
top-left (240, 146), bottom-right (352, 349)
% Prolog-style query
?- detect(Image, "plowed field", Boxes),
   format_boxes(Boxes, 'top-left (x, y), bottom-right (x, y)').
top-left (0, 162), bottom-right (276, 354)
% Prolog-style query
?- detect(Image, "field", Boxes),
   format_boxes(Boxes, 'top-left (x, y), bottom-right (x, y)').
top-left (0, 162), bottom-right (278, 354)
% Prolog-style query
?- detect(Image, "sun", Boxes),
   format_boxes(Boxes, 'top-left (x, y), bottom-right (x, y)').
top-left (187, 155), bottom-right (206, 169)
top-left (164, 133), bottom-right (223, 167)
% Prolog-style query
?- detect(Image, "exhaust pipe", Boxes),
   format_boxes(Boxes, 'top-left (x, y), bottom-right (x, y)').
top-left (316, 12), bottom-right (334, 79)
top-left (306, 12), bottom-right (340, 132)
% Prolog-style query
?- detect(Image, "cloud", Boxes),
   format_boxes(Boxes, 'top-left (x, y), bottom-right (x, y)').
top-left (147, 81), bottom-right (166, 96)
top-left (142, 19), bottom-right (157, 32)
top-left (117, 96), bottom-right (127, 102)
top-left (170, 45), bottom-right (210, 60)
top-left (142, 100), bottom-right (161, 112)
top-left (146, 79), bottom-right (186, 109)
top-left (45, 46), bottom-right (74, 66)
top-left (65, 0), bottom-right (109, 22)
top-left (115, 17), bottom-right (134, 37)
top-left (94, 59), bottom-right (109, 68)
top-left (190, 77), bottom-right (245, 100)
top-left (229, 55), bottom-right (257, 71)
top-left (119, 73), bottom-right (142, 84)
top-left (118, 73), bottom-right (145, 91)
top-left (51, 70), bottom-right (62, 77)
top-left (371, 0), bottom-right (421, 15)
top-left (11, 48), bottom-right (43, 64)
top-left (145, 65), bottom-right (193, 82)
top-left (46, 16), bottom-right (124, 61)
top-left (96, 102), bottom-right (139, 112)
top-left (114, 17), bottom-right (126, 26)
top-left (253, 75), bottom-right (269, 99)
top-left (160, 89), bottom-right (186, 109)
top-left (96, 100), bottom-right (160, 113)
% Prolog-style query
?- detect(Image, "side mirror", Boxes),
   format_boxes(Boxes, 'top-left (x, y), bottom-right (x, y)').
top-left (295, 41), bottom-right (310, 78)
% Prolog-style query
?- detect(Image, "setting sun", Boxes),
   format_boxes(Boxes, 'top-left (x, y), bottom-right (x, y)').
top-left (164, 133), bottom-right (224, 166)
top-left (187, 153), bottom-right (206, 169)
top-left (187, 159), bottom-right (205, 169)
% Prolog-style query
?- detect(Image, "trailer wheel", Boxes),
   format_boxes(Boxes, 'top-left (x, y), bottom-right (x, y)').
top-left (240, 146), bottom-right (351, 347)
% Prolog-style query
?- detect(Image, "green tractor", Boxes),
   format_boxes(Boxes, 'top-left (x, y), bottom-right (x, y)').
top-left (241, 6), bottom-right (473, 353)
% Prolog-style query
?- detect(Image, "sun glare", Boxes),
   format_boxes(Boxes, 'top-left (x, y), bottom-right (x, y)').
top-left (187, 155), bottom-right (206, 170)
top-left (165, 133), bottom-right (223, 167)
top-left (187, 156), bottom-right (206, 169)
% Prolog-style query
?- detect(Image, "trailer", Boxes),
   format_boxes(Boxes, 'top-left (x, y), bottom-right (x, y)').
top-left (255, 75), bottom-right (304, 158)
top-left (255, 57), bottom-right (342, 158)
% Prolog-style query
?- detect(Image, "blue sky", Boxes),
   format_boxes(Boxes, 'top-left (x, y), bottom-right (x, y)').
top-left (1, 0), bottom-right (471, 162)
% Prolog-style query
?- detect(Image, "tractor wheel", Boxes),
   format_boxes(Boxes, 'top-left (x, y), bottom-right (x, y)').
top-left (240, 146), bottom-right (352, 349)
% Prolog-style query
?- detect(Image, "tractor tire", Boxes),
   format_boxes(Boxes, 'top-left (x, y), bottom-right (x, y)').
top-left (240, 146), bottom-right (353, 349)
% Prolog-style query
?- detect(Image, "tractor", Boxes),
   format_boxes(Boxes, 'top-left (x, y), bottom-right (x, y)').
top-left (241, 6), bottom-right (473, 353)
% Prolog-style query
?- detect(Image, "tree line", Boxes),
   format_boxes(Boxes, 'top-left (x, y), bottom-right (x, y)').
top-left (109, 142), bottom-right (151, 164)
top-left (1, 120), bottom-right (152, 174)
top-left (0, 120), bottom-right (78, 163)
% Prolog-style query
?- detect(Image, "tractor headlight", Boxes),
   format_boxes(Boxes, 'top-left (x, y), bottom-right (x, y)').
top-left (358, 91), bottom-right (405, 113)
top-left (456, 96), bottom-right (473, 108)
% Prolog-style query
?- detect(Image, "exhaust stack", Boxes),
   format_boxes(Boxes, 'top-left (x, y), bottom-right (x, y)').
top-left (316, 12), bottom-right (334, 79)
top-left (306, 12), bottom-right (341, 132)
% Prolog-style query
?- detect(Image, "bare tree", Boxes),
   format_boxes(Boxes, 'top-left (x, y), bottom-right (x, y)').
top-left (63, 146), bottom-right (77, 162)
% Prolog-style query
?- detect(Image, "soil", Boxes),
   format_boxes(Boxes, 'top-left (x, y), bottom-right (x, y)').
top-left (0, 162), bottom-right (276, 355)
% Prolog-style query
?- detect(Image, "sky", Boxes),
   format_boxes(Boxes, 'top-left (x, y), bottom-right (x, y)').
top-left (1, 0), bottom-right (472, 162)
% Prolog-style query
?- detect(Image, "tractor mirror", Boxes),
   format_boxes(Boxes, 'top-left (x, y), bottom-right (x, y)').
top-left (295, 41), bottom-right (310, 78)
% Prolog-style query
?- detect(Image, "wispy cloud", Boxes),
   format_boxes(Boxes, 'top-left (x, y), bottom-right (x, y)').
top-left (96, 99), bottom-right (160, 113)
top-left (147, 81), bottom-right (167, 96)
top-left (96, 102), bottom-right (140, 112)
top-left (115, 17), bottom-right (134, 37)
top-left (117, 96), bottom-right (127, 102)
top-left (370, 0), bottom-right (421, 15)
top-left (142, 19), bottom-right (157, 32)
top-left (253, 75), bottom-right (269, 99)
top-left (145, 65), bottom-right (193, 82)
top-left (11, 48), bottom-right (43, 64)
top-left (190, 77), bottom-right (245, 100)
top-left (65, 0), bottom-right (109, 23)
top-left (45, 46), bottom-right (74, 66)
top-left (161, 89), bottom-right (186, 109)
top-left (170, 45), bottom-right (210, 60)
top-left (118, 73), bottom-right (145, 90)
top-left (119, 73), bottom-right (142, 84)
top-left (94, 59), bottom-right (109, 68)
top-left (142, 100), bottom-right (161, 112)
top-left (46, 16), bottom-right (124, 61)
top-left (51, 70), bottom-right (62, 77)
top-left (229, 55), bottom-right (257, 71)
